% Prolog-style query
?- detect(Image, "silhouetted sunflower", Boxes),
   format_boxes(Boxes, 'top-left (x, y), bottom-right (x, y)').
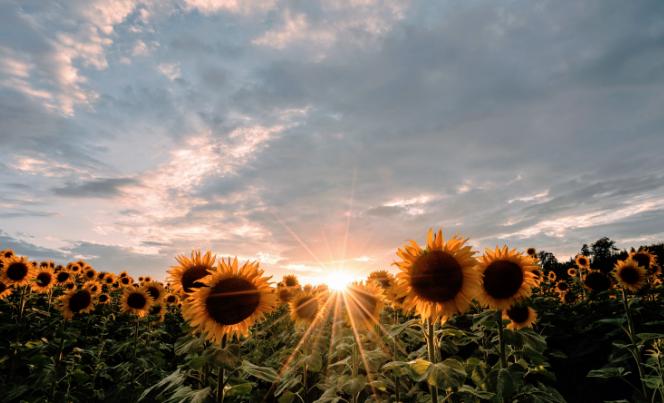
top-left (59, 289), bottom-right (94, 320)
top-left (97, 293), bottom-right (111, 304)
top-left (345, 282), bottom-right (384, 330)
top-left (575, 255), bottom-right (590, 268)
top-left (32, 268), bottom-right (55, 293)
top-left (614, 258), bottom-right (647, 293)
top-left (368, 270), bottom-right (395, 291)
top-left (277, 286), bottom-right (294, 304)
top-left (182, 258), bottom-right (276, 342)
top-left (0, 281), bottom-right (13, 300)
top-left (476, 246), bottom-right (538, 310)
top-left (289, 291), bottom-right (320, 327)
top-left (395, 228), bottom-right (480, 321)
top-left (1, 256), bottom-right (35, 287)
top-left (121, 287), bottom-right (154, 317)
top-left (503, 304), bottom-right (537, 330)
top-left (629, 249), bottom-right (658, 275)
top-left (583, 271), bottom-right (612, 292)
top-left (526, 248), bottom-right (537, 257)
top-left (167, 250), bottom-right (216, 294)
top-left (143, 281), bottom-right (165, 304)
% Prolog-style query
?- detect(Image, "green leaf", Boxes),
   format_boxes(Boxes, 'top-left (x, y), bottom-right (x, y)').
top-left (457, 385), bottom-right (495, 400)
top-left (636, 333), bottom-right (664, 342)
top-left (586, 367), bottom-right (628, 379)
top-left (497, 368), bottom-right (514, 401)
top-left (226, 383), bottom-right (253, 397)
top-left (241, 360), bottom-right (278, 383)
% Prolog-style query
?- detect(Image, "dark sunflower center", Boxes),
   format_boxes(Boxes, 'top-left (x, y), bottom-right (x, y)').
top-left (85, 271), bottom-right (95, 279)
top-left (632, 253), bottom-right (650, 271)
top-left (295, 296), bottom-right (318, 320)
top-left (578, 257), bottom-right (588, 266)
top-left (36, 272), bottom-right (52, 286)
top-left (3, 251), bottom-right (13, 258)
top-left (506, 305), bottom-right (530, 323)
top-left (619, 266), bottom-right (640, 285)
top-left (121, 277), bottom-right (130, 284)
top-left (99, 294), bottom-right (109, 302)
top-left (584, 272), bottom-right (611, 292)
top-left (557, 281), bottom-right (569, 291)
top-left (56, 272), bottom-right (70, 283)
top-left (285, 278), bottom-right (298, 287)
top-left (69, 290), bottom-right (92, 312)
top-left (6, 262), bottom-right (28, 281)
top-left (376, 277), bottom-right (391, 289)
top-left (166, 295), bottom-right (176, 303)
top-left (0, 282), bottom-right (6, 292)
top-left (527, 248), bottom-right (536, 256)
top-left (410, 250), bottom-right (464, 302)
top-left (65, 283), bottom-right (75, 290)
top-left (205, 277), bottom-right (260, 325)
top-left (146, 286), bottom-right (161, 300)
top-left (150, 305), bottom-right (163, 315)
top-left (127, 292), bottom-right (148, 309)
top-left (483, 260), bottom-right (524, 299)
top-left (181, 265), bottom-right (211, 293)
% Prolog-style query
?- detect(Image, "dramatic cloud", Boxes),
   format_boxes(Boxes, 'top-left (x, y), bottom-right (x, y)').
top-left (1, 0), bottom-right (663, 280)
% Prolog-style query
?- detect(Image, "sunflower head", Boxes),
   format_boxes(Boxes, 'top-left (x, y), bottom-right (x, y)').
top-left (368, 270), bottom-right (395, 291)
top-left (503, 304), bottom-right (537, 330)
top-left (277, 286), bottom-right (294, 304)
top-left (59, 288), bottom-right (95, 320)
top-left (0, 281), bottom-right (13, 300)
top-left (149, 303), bottom-right (166, 322)
top-left (97, 293), bottom-right (111, 304)
top-left (614, 258), bottom-right (647, 293)
top-left (583, 270), bottom-right (612, 293)
top-left (67, 262), bottom-right (82, 274)
top-left (64, 282), bottom-right (76, 291)
top-left (629, 250), bottom-right (658, 274)
top-left (567, 268), bottom-right (577, 277)
top-left (476, 246), bottom-right (538, 310)
top-left (39, 260), bottom-right (55, 270)
top-left (345, 282), bottom-right (384, 331)
top-left (182, 257), bottom-right (277, 342)
top-left (143, 281), bottom-right (165, 303)
top-left (165, 293), bottom-right (179, 305)
top-left (119, 271), bottom-right (129, 278)
top-left (120, 276), bottom-right (132, 286)
top-left (547, 271), bottom-right (557, 282)
top-left (289, 291), bottom-right (321, 327)
top-left (83, 267), bottom-right (97, 280)
top-left (32, 268), bottom-right (55, 293)
top-left (395, 229), bottom-right (480, 321)
top-left (121, 287), bottom-right (154, 317)
top-left (283, 274), bottom-right (300, 288)
top-left (1, 255), bottom-right (35, 287)
top-left (575, 255), bottom-right (590, 268)
top-left (526, 248), bottom-right (537, 257)
top-left (55, 270), bottom-right (73, 285)
top-left (556, 280), bottom-right (569, 293)
top-left (167, 250), bottom-right (216, 294)
top-left (83, 281), bottom-right (102, 295)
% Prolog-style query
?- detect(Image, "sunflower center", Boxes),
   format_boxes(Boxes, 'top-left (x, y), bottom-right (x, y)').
top-left (632, 253), bottom-right (650, 271)
top-left (295, 296), bottom-right (318, 320)
top-left (0, 282), bottom-right (6, 292)
top-left (6, 262), bottom-right (29, 281)
top-left (584, 272), bottom-right (610, 292)
top-left (506, 305), bottom-right (529, 323)
top-left (483, 260), bottom-right (524, 299)
top-left (99, 294), bottom-right (109, 303)
top-left (167, 295), bottom-right (176, 303)
top-left (69, 290), bottom-right (92, 312)
top-left (181, 265), bottom-right (211, 293)
top-left (36, 272), bottom-right (52, 286)
top-left (557, 281), bottom-right (569, 291)
top-left (284, 278), bottom-right (298, 287)
top-left (578, 257), bottom-right (588, 266)
top-left (85, 271), bottom-right (95, 279)
top-left (205, 277), bottom-right (260, 325)
top-left (121, 277), bottom-right (130, 285)
top-left (410, 250), bottom-right (464, 302)
top-left (619, 266), bottom-right (640, 285)
top-left (146, 286), bottom-right (161, 300)
top-left (127, 292), bottom-right (148, 309)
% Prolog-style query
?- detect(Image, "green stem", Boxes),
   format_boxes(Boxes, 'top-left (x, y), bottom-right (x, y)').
top-left (426, 319), bottom-right (439, 403)
top-left (496, 311), bottom-right (507, 369)
top-left (621, 289), bottom-right (648, 400)
top-left (351, 339), bottom-right (359, 403)
top-left (217, 335), bottom-right (228, 403)
top-left (393, 309), bottom-right (400, 403)
top-left (50, 318), bottom-right (68, 401)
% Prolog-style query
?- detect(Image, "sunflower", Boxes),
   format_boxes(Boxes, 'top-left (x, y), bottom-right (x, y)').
top-left (345, 282), bottom-right (384, 331)
top-left (32, 268), bottom-right (55, 293)
top-left (277, 286), bottom-right (294, 304)
top-left (614, 258), bottom-right (647, 293)
top-left (547, 271), bottom-right (557, 282)
top-left (121, 287), bottom-right (154, 317)
top-left (395, 229), bottom-right (480, 321)
top-left (119, 276), bottom-right (133, 287)
top-left (526, 247), bottom-right (537, 257)
top-left (476, 246), bottom-right (538, 310)
top-left (83, 267), bottom-right (97, 281)
top-left (583, 271), bottom-right (612, 292)
top-left (66, 262), bottom-right (82, 275)
top-left (39, 260), bottom-right (55, 270)
top-left (59, 288), bottom-right (95, 320)
top-left (575, 255), bottom-right (590, 268)
top-left (64, 282), bottom-right (76, 291)
top-left (283, 274), bottom-right (300, 288)
top-left (149, 303), bottom-right (166, 322)
top-left (103, 274), bottom-right (115, 285)
top-left (119, 271), bottom-right (129, 278)
top-left (143, 281), bottom-right (165, 304)
top-left (368, 270), bottom-right (395, 291)
top-left (182, 258), bottom-right (276, 342)
top-left (83, 281), bottom-right (102, 295)
top-left (167, 250), bottom-right (216, 294)
top-left (629, 249), bottom-right (659, 275)
top-left (165, 294), bottom-right (179, 305)
top-left (503, 304), bottom-right (537, 330)
top-left (556, 280), bottom-right (569, 293)
top-left (55, 270), bottom-right (73, 286)
top-left (567, 268), bottom-right (577, 277)
top-left (0, 281), bottom-right (13, 300)
top-left (289, 291), bottom-right (321, 327)
top-left (54, 264), bottom-right (64, 273)
top-left (1, 255), bottom-right (35, 287)
top-left (143, 276), bottom-right (152, 283)
top-left (97, 293), bottom-right (111, 304)
top-left (0, 249), bottom-right (15, 260)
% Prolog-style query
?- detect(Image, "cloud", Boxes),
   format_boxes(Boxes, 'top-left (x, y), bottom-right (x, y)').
top-left (53, 178), bottom-right (139, 198)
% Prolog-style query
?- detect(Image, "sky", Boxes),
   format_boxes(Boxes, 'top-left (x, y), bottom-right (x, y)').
top-left (1, 0), bottom-right (664, 283)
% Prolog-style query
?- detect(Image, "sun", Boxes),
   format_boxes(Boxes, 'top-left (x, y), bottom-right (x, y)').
top-left (326, 270), bottom-right (355, 292)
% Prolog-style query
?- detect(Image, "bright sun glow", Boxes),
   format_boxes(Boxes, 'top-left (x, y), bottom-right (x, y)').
top-left (326, 270), bottom-right (355, 291)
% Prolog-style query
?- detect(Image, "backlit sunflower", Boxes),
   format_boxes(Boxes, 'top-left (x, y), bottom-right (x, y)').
top-left (476, 246), bottom-right (538, 310)
top-left (575, 255), bottom-right (590, 268)
top-left (55, 270), bottom-right (73, 286)
top-left (283, 274), bottom-right (300, 288)
top-left (503, 304), bottom-right (537, 330)
top-left (121, 287), bottom-right (154, 317)
top-left (395, 228), bottom-right (480, 321)
top-left (368, 270), bottom-right (395, 291)
top-left (289, 291), bottom-right (321, 327)
top-left (629, 249), bottom-right (659, 275)
top-left (547, 271), bottom-right (557, 282)
top-left (1, 256), bottom-right (35, 287)
top-left (567, 268), bottom-right (577, 277)
top-left (345, 282), bottom-right (384, 331)
top-left (182, 258), bottom-right (277, 342)
top-left (583, 271), bottom-right (612, 292)
top-left (32, 268), bottom-right (55, 293)
top-left (277, 286), bottom-right (294, 304)
top-left (167, 250), bottom-right (216, 294)
top-left (59, 288), bottom-right (95, 320)
top-left (614, 258), bottom-right (647, 293)
top-left (97, 293), bottom-right (111, 304)
top-left (143, 281), bottom-right (165, 304)
top-left (0, 281), bottom-right (13, 300)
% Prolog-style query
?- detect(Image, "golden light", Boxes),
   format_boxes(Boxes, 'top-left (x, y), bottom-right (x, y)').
top-left (325, 270), bottom-right (355, 292)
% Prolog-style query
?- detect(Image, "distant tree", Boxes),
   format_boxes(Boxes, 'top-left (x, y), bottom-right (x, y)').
top-left (580, 244), bottom-right (591, 256)
top-left (537, 250), bottom-right (558, 271)
top-left (591, 237), bottom-right (619, 273)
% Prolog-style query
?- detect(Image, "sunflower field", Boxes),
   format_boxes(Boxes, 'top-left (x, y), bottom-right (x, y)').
top-left (0, 230), bottom-right (663, 403)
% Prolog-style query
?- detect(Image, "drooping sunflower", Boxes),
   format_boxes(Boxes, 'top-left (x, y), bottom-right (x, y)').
top-left (1, 255), bottom-right (35, 287)
top-left (0, 281), bottom-right (13, 300)
top-left (547, 271), bottom-right (557, 282)
top-left (59, 288), bottom-right (95, 320)
top-left (476, 246), bottom-right (538, 310)
top-left (289, 291), bottom-right (321, 327)
top-left (629, 249), bottom-right (659, 275)
top-left (567, 268), bottom-right (577, 277)
top-left (182, 258), bottom-right (277, 342)
top-left (395, 228), bottom-right (481, 321)
top-left (55, 270), bottom-right (73, 286)
top-left (614, 258), bottom-right (647, 293)
top-left (167, 250), bottom-right (216, 294)
top-left (345, 282), bottom-right (384, 331)
top-left (121, 287), bottom-right (154, 317)
top-left (503, 304), bottom-right (537, 330)
top-left (32, 268), bottom-right (55, 293)
top-left (97, 293), bottom-right (111, 305)
top-left (583, 270), bottom-right (612, 293)
top-left (575, 255), bottom-right (590, 268)
top-left (143, 281), bottom-right (165, 304)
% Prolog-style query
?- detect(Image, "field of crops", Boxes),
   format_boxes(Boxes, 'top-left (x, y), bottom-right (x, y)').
top-left (0, 230), bottom-right (663, 403)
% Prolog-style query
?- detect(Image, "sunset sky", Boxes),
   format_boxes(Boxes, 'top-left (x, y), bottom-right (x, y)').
top-left (1, 0), bottom-right (663, 283)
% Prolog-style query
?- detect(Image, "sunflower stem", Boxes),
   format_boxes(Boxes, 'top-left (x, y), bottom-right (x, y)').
top-left (496, 311), bottom-right (507, 369)
top-left (217, 335), bottom-right (227, 403)
top-left (425, 319), bottom-right (439, 403)
top-left (50, 318), bottom-right (68, 401)
top-left (393, 309), bottom-right (400, 403)
top-left (621, 288), bottom-right (648, 400)
top-left (351, 339), bottom-right (359, 403)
